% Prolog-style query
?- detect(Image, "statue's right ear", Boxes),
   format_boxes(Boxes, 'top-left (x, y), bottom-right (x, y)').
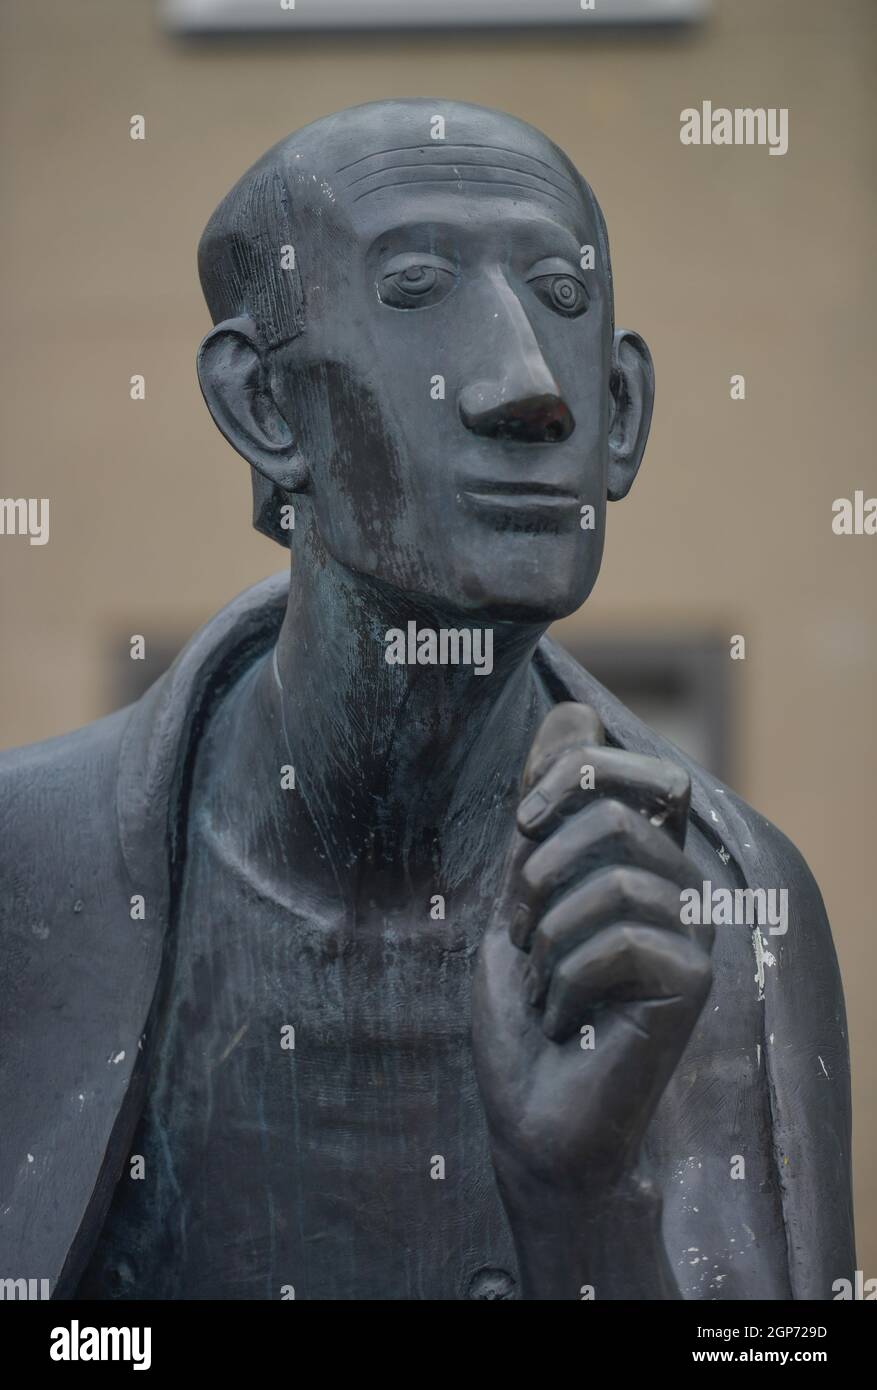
top-left (196, 316), bottom-right (308, 492)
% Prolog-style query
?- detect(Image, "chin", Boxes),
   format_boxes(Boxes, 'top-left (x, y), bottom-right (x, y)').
top-left (443, 575), bottom-right (595, 626)
top-left (444, 554), bottom-right (595, 622)
top-left (482, 593), bottom-right (588, 625)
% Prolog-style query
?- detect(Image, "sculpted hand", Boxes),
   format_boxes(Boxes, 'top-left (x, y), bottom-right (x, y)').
top-left (473, 702), bottom-right (713, 1226)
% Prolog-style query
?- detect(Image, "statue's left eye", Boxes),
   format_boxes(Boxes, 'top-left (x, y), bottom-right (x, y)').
top-left (378, 259), bottom-right (456, 309)
top-left (529, 273), bottom-right (590, 318)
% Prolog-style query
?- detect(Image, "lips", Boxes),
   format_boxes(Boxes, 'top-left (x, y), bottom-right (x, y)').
top-left (458, 475), bottom-right (583, 522)
top-left (461, 480), bottom-right (577, 498)
top-left (458, 478), bottom-right (580, 517)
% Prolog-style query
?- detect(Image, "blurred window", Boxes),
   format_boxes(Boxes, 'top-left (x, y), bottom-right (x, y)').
top-left (562, 633), bottom-right (733, 780)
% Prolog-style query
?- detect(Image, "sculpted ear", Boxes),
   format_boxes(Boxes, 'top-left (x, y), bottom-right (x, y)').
top-left (196, 316), bottom-right (308, 492)
top-left (607, 328), bottom-right (654, 502)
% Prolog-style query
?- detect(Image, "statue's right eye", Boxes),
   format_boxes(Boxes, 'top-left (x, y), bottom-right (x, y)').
top-left (378, 255), bottom-right (457, 310)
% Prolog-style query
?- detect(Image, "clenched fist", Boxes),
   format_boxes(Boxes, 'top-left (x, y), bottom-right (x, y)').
top-left (472, 702), bottom-right (714, 1294)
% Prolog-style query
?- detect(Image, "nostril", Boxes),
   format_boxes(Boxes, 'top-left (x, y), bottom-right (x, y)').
top-left (496, 419), bottom-right (524, 441)
top-left (459, 388), bottom-right (576, 443)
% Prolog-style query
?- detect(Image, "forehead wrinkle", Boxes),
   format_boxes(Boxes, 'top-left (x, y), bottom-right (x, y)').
top-left (345, 161), bottom-right (574, 198)
top-left (353, 175), bottom-right (582, 216)
top-left (335, 141), bottom-right (577, 186)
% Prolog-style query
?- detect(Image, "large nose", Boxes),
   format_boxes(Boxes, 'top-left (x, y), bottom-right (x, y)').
top-left (458, 271), bottom-right (575, 444)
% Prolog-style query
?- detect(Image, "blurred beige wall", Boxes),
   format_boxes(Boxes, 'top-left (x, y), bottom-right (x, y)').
top-left (1, 0), bottom-right (875, 1279)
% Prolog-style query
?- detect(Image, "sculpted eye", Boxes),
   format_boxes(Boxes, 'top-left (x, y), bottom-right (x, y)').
top-left (528, 271), bottom-right (590, 319)
top-left (378, 255), bottom-right (457, 310)
top-left (395, 265), bottom-right (437, 294)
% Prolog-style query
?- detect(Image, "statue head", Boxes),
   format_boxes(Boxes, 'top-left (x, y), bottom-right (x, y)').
top-left (197, 99), bottom-right (653, 623)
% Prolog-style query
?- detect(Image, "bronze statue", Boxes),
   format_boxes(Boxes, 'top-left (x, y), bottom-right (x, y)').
top-left (0, 100), bottom-right (854, 1300)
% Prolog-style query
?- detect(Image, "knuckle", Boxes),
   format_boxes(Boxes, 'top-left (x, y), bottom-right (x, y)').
top-left (554, 950), bottom-right (580, 989)
top-left (607, 865), bottom-right (643, 913)
top-left (665, 765), bottom-right (692, 805)
top-left (552, 747), bottom-right (586, 785)
top-left (534, 913), bottom-right (563, 953)
top-left (614, 921), bottom-right (645, 959)
top-left (596, 797), bottom-right (637, 837)
top-left (520, 855), bottom-right (544, 897)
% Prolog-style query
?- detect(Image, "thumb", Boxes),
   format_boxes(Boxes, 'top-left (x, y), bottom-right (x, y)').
top-left (522, 701), bottom-right (605, 794)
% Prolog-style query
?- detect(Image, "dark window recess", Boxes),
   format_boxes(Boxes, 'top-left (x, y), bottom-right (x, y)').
top-left (554, 632), bottom-right (733, 784)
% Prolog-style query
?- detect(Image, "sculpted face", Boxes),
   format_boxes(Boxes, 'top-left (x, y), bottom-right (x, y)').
top-left (200, 102), bottom-right (652, 623)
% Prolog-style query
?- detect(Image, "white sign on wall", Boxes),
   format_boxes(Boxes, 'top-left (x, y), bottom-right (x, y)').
top-left (163, 0), bottom-right (709, 33)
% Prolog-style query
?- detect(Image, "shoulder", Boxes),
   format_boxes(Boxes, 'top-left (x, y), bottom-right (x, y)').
top-left (0, 707), bottom-right (137, 1033)
top-left (0, 707), bottom-right (132, 889)
top-left (0, 703), bottom-right (130, 793)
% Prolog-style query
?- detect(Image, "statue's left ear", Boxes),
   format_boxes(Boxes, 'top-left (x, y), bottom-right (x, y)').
top-left (607, 328), bottom-right (655, 502)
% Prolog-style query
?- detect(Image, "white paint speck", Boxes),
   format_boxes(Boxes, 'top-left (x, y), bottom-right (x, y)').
top-left (752, 927), bottom-right (769, 999)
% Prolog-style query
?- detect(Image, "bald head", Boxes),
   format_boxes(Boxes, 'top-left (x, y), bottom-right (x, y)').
top-left (197, 100), bottom-right (616, 546)
top-left (199, 99), bottom-right (613, 347)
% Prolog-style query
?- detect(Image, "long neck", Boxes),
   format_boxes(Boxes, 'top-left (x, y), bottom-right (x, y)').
top-left (249, 518), bottom-right (550, 909)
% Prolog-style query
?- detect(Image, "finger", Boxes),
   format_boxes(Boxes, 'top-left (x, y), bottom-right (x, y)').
top-left (521, 701), bottom-right (605, 796)
top-left (541, 923), bottom-right (713, 1044)
top-left (510, 798), bottom-right (693, 951)
top-left (524, 866), bottom-right (687, 1005)
top-left (518, 746), bottom-right (691, 847)
top-left (510, 796), bottom-right (695, 952)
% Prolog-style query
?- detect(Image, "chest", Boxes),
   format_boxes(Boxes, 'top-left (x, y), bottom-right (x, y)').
top-left (177, 841), bottom-right (492, 1063)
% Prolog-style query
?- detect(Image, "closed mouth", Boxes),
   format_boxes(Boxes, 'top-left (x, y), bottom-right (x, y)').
top-left (460, 480), bottom-right (578, 502)
top-left (460, 480), bottom-right (580, 517)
